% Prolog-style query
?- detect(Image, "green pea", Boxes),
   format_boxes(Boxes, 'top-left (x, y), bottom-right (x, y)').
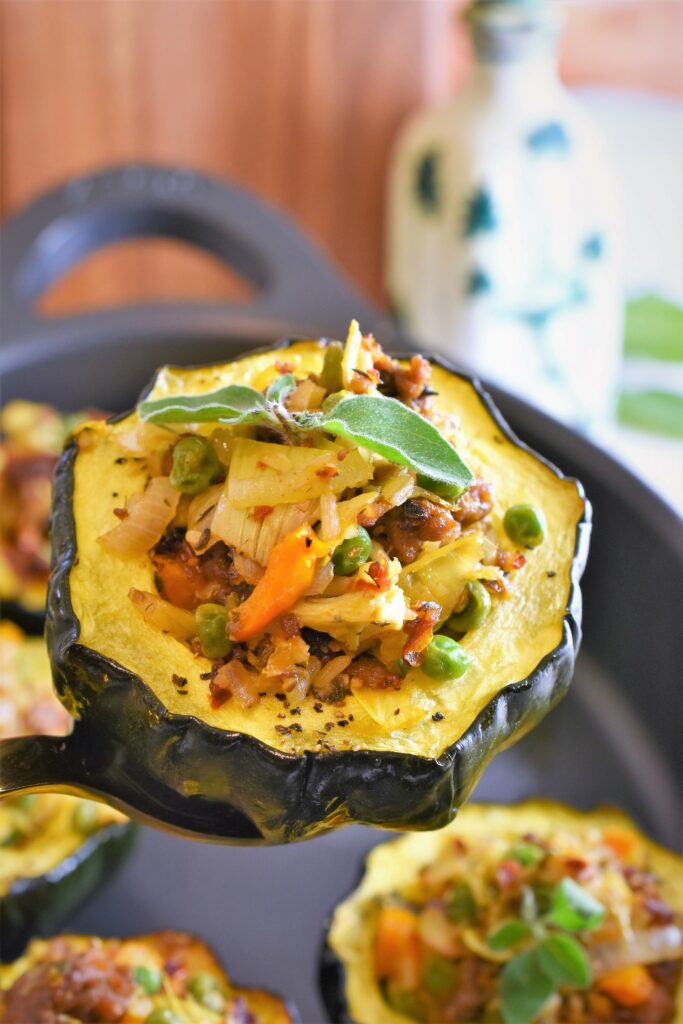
top-left (422, 954), bottom-right (460, 996)
top-left (503, 504), bottom-right (546, 548)
top-left (446, 881), bottom-right (477, 923)
top-left (420, 635), bottom-right (470, 682)
top-left (446, 580), bottom-right (491, 633)
top-left (169, 435), bottom-right (221, 495)
top-left (331, 527), bottom-right (372, 576)
top-left (72, 800), bottom-right (99, 835)
top-left (133, 965), bottom-right (163, 994)
top-left (507, 842), bottom-right (545, 867)
top-left (13, 794), bottom-right (38, 812)
top-left (187, 972), bottom-right (224, 1011)
top-left (195, 603), bottom-right (233, 660)
top-left (319, 341), bottom-right (344, 394)
top-left (386, 986), bottom-right (428, 1022)
top-left (416, 474), bottom-right (465, 501)
top-left (144, 1010), bottom-right (181, 1024)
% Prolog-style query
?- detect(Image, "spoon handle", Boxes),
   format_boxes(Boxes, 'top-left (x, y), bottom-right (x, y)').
top-left (0, 728), bottom-right (107, 799)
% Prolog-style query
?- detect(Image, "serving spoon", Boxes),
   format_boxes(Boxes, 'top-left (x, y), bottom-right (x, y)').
top-left (0, 724), bottom-right (265, 843)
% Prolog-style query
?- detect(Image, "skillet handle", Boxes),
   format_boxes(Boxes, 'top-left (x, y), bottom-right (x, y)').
top-left (1, 163), bottom-right (383, 345)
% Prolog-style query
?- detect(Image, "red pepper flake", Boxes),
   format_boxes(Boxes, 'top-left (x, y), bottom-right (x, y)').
top-left (403, 601), bottom-right (441, 667)
top-left (497, 549), bottom-right (527, 572)
top-left (280, 613), bottom-right (300, 638)
top-left (496, 859), bottom-right (524, 890)
top-left (315, 464), bottom-right (340, 479)
top-left (164, 957), bottom-right (185, 977)
top-left (252, 505), bottom-right (274, 521)
top-left (256, 461), bottom-right (269, 470)
top-left (209, 678), bottom-right (231, 709)
top-left (337, 449), bottom-right (348, 461)
top-left (113, 507), bottom-right (129, 520)
top-left (275, 360), bottom-right (294, 373)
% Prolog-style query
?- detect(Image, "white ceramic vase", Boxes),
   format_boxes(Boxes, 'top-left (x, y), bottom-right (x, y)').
top-left (387, 0), bottom-right (623, 428)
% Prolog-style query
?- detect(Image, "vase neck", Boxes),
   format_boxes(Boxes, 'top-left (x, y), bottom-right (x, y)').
top-left (467, 1), bottom-right (561, 64)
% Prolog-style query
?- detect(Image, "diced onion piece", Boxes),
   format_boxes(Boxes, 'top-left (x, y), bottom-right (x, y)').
top-left (263, 635), bottom-right (310, 677)
top-left (99, 477), bottom-right (179, 557)
top-left (128, 588), bottom-right (196, 641)
top-left (381, 466), bottom-right (414, 507)
top-left (312, 654), bottom-right (352, 695)
top-left (227, 438), bottom-right (372, 508)
top-left (212, 499), bottom-right (315, 565)
top-left (116, 422), bottom-right (175, 455)
top-left (319, 492), bottom-right (340, 542)
top-left (418, 906), bottom-right (463, 958)
top-left (334, 491), bottom-right (379, 539)
top-left (592, 925), bottom-right (683, 976)
top-left (282, 673), bottom-right (312, 702)
top-left (341, 319), bottom-right (374, 390)
top-left (212, 660), bottom-right (262, 709)
top-left (286, 378), bottom-right (326, 411)
top-left (304, 560), bottom-right (335, 596)
top-left (232, 551), bottom-right (265, 586)
top-left (188, 483), bottom-right (224, 530)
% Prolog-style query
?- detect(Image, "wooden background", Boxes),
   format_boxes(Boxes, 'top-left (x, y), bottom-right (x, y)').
top-left (1, 0), bottom-right (681, 313)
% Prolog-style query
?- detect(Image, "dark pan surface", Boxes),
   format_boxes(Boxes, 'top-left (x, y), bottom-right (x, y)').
top-left (2, 165), bottom-right (681, 1020)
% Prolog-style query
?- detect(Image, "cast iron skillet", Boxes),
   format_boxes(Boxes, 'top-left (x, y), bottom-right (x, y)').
top-left (1, 165), bottom-right (681, 848)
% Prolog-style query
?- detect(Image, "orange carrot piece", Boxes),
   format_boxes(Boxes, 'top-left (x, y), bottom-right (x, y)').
top-left (602, 826), bottom-right (637, 858)
top-left (230, 523), bottom-right (327, 642)
top-left (374, 906), bottom-right (420, 982)
top-left (598, 965), bottom-right (656, 1007)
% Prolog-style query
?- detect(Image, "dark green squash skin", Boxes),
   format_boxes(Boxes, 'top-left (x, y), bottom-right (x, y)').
top-left (0, 820), bottom-right (136, 962)
top-left (46, 346), bottom-right (591, 844)
top-left (1, 600), bottom-right (45, 636)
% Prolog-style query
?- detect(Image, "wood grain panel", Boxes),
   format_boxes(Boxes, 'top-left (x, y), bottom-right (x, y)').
top-left (0, 0), bottom-right (680, 315)
top-left (0, 0), bottom-right (449, 311)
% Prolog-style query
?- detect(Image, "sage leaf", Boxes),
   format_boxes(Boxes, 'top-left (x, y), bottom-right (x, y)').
top-left (321, 394), bottom-right (473, 494)
top-left (547, 878), bottom-right (605, 932)
top-left (140, 385), bottom-right (274, 426)
top-left (500, 950), bottom-right (554, 1024)
top-left (266, 374), bottom-right (297, 404)
top-left (536, 934), bottom-right (592, 987)
top-left (487, 920), bottom-right (533, 951)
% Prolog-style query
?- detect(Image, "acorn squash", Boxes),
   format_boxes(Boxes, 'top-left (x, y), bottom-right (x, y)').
top-left (321, 801), bottom-right (683, 1024)
top-left (0, 930), bottom-right (298, 1022)
top-left (0, 401), bottom-right (96, 632)
top-left (46, 335), bottom-right (589, 842)
top-left (0, 622), bottom-right (135, 962)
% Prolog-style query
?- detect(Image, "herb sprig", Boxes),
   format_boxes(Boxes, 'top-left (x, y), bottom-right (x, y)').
top-left (140, 377), bottom-right (473, 496)
top-left (488, 877), bottom-right (606, 1024)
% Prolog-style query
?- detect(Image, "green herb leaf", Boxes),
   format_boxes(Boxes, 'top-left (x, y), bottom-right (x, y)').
top-left (446, 881), bottom-right (477, 923)
top-left (500, 950), bottom-right (554, 1024)
top-left (547, 878), bottom-right (605, 932)
top-left (140, 385), bottom-right (274, 426)
top-left (266, 374), bottom-right (297, 404)
top-left (536, 934), bottom-right (592, 987)
top-left (321, 394), bottom-right (473, 494)
top-left (487, 920), bottom-right (533, 951)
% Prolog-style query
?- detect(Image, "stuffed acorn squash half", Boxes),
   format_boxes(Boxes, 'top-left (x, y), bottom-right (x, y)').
top-left (321, 801), bottom-right (683, 1024)
top-left (48, 323), bottom-right (589, 841)
top-left (0, 622), bottom-right (134, 962)
top-left (0, 930), bottom-right (298, 1023)
top-left (0, 401), bottom-right (97, 631)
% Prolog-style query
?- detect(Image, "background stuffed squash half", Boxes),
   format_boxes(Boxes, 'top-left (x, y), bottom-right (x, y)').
top-left (48, 326), bottom-right (590, 842)
top-left (0, 622), bottom-right (134, 962)
top-left (321, 802), bottom-right (683, 1024)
